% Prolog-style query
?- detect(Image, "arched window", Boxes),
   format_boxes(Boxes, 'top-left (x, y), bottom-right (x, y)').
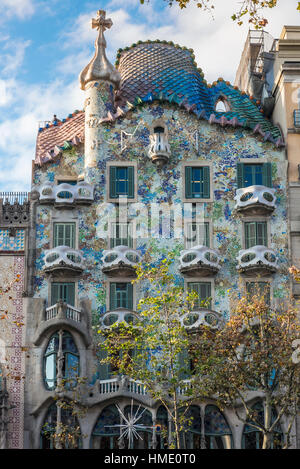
top-left (123, 405), bottom-right (153, 449)
top-left (44, 331), bottom-right (79, 390)
top-left (156, 406), bottom-right (168, 449)
top-left (204, 405), bottom-right (232, 449)
top-left (242, 402), bottom-right (283, 449)
top-left (182, 405), bottom-right (202, 449)
top-left (215, 97), bottom-right (230, 113)
top-left (91, 405), bottom-right (121, 449)
top-left (40, 402), bottom-right (81, 449)
top-left (91, 404), bottom-right (153, 449)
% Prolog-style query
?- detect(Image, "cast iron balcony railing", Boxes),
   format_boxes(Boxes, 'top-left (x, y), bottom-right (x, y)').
top-left (43, 245), bottom-right (84, 275)
top-left (234, 185), bottom-right (276, 216)
top-left (237, 245), bottom-right (278, 276)
top-left (294, 109), bottom-right (300, 127)
top-left (39, 182), bottom-right (94, 207)
top-left (180, 309), bottom-right (224, 330)
top-left (100, 308), bottom-right (139, 329)
top-left (149, 132), bottom-right (171, 168)
top-left (102, 245), bottom-right (141, 277)
top-left (179, 245), bottom-right (221, 277)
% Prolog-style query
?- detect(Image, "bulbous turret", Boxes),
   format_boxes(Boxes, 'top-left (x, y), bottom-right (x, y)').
top-left (79, 9), bottom-right (120, 90)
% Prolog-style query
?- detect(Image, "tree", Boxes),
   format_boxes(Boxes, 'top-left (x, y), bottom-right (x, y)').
top-left (140, 0), bottom-right (300, 29)
top-left (98, 258), bottom-right (208, 449)
top-left (195, 287), bottom-right (300, 449)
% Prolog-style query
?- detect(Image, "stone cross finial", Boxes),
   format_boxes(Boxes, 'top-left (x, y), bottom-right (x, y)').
top-left (92, 10), bottom-right (112, 32)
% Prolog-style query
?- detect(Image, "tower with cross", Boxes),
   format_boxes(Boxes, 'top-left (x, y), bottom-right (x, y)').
top-left (79, 10), bottom-right (121, 174)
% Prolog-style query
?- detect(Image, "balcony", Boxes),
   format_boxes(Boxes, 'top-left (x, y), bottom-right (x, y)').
top-left (100, 308), bottom-right (139, 329)
top-left (237, 245), bottom-right (278, 276)
top-left (180, 309), bottom-right (224, 330)
top-left (102, 245), bottom-right (141, 277)
top-left (149, 132), bottom-right (171, 168)
top-left (33, 300), bottom-right (91, 347)
top-left (39, 181), bottom-right (94, 207)
top-left (234, 185), bottom-right (276, 216)
top-left (98, 377), bottom-right (148, 396)
top-left (43, 245), bottom-right (84, 275)
top-left (179, 246), bottom-right (221, 277)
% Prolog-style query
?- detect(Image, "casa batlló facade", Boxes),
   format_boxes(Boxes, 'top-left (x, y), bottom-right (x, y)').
top-left (0, 11), bottom-right (297, 449)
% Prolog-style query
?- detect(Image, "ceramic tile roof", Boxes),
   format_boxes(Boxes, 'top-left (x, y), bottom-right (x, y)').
top-left (35, 111), bottom-right (84, 166)
top-left (35, 41), bottom-right (284, 166)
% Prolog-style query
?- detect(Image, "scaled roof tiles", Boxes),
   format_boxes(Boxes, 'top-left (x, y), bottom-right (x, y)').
top-left (35, 111), bottom-right (84, 166)
top-left (35, 41), bottom-right (284, 165)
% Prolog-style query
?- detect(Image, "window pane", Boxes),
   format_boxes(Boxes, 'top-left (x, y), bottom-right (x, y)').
top-left (54, 223), bottom-right (75, 248)
top-left (51, 283), bottom-right (75, 306)
top-left (188, 282), bottom-right (211, 309)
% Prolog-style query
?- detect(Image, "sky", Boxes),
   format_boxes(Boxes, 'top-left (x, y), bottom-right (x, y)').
top-left (0, 0), bottom-right (299, 192)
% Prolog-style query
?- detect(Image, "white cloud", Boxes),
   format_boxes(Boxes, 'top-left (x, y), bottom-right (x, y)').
top-left (0, 0), bottom-right (299, 191)
top-left (0, 0), bottom-right (36, 20)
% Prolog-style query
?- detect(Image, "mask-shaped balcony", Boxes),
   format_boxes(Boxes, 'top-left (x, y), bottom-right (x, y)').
top-left (234, 185), bottom-right (276, 216)
top-left (237, 245), bottom-right (278, 276)
top-left (43, 245), bottom-right (84, 276)
top-left (100, 308), bottom-right (139, 329)
top-left (39, 181), bottom-right (94, 208)
top-left (180, 309), bottom-right (224, 330)
top-left (180, 308), bottom-right (224, 331)
top-left (149, 132), bottom-right (171, 168)
top-left (102, 245), bottom-right (141, 277)
top-left (179, 246), bottom-right (221, 277)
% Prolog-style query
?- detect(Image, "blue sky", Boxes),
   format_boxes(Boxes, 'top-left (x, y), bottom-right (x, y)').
top-left (0, 0), bottom-right (299, 192)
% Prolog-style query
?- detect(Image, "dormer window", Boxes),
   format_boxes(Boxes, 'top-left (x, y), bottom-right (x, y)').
top-left (215, 97), bottom-right (230, 113)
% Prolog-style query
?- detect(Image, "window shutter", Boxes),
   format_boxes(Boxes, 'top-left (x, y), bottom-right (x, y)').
top-left (263, 163), bottom-right (272, 188)
top-left (126, 283), bottom-right (133, 310)
top-left (128, 166), bottom-right (134, 199)
top-left (66, 283), bottom-right (75, 306)
top-left (109, 166), bottom-right (117, 199)
top-left (98, 347), bottom-right (110, 380)
top-left (203, 166), bottom-right (210, 198)
top-left (51, 284), bottom-right (59, 305)
top-left (185, 167), bottom-right (192, 199)
top-left (200, 283), bottom-right (211, 308)
top-left (178, 348), bottom-right (190, 379)
top-left (245, 222), bottom-right (256, 249)
top-left (257, 222), bottom-right (267, 246)
top-left (204, 222), bottom-right (210, 248)
top-left (110, 283), bottom-right (117, 310)
top-left (237, 163), bottom-right (245, 188)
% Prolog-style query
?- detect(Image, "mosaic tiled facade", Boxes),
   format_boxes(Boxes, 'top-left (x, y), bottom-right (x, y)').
top-left (1, 12), bottom-right (298, 449)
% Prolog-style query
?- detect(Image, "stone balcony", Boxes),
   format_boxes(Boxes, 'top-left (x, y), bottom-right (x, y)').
top-left (180, 309), bottom-right (224, 330)
top-left (234, 185), bottom-right (276, 216)
top-left (43, 245), bottom-right (84, 276)
top-left (102, 245), bottom-right (141, 277)
top-left (33, 300), bottom-right (91, 347)
top-left (179, 245), bottom-right (221, 277)
top-left (100, 308), bottom-right (140, 329)
top-left (38, 181), bottom-right (94, 208)
top-left (148, 133), bottom-right (171, 168)
top-left (237, 245), bottom-right (278, 276)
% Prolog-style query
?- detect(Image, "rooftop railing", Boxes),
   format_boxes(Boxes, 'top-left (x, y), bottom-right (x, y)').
top-left (0, 192), bottom-right (29, 205)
